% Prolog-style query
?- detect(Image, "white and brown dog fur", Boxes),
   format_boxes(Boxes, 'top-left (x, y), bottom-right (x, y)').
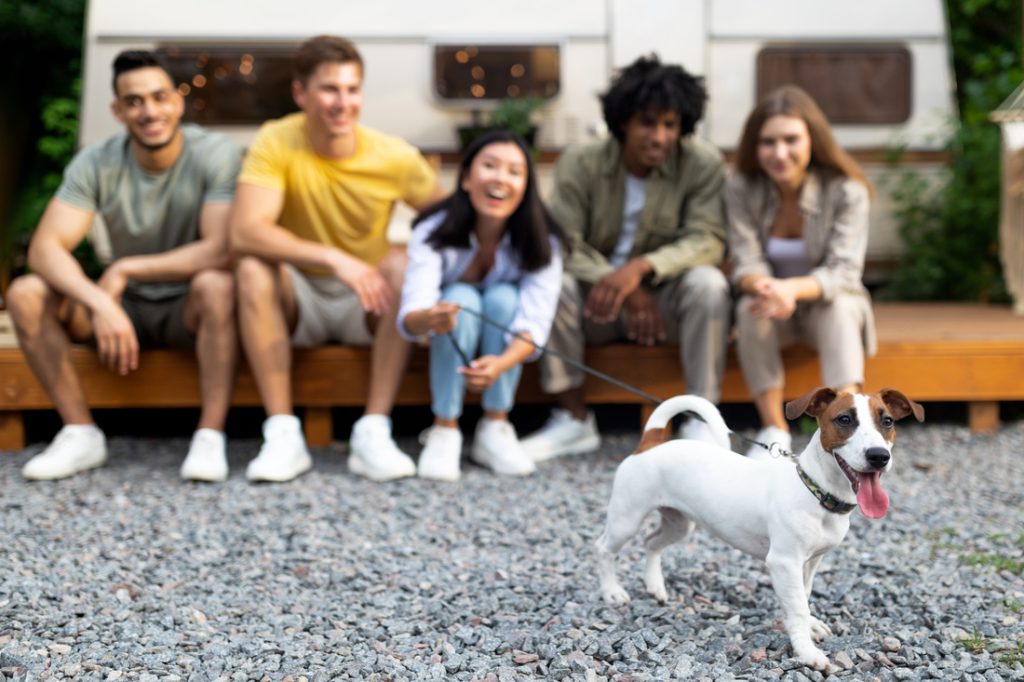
top-left (595, 387), bottom-right (924, 671)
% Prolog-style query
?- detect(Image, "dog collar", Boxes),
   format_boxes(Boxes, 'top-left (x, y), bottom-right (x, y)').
top-left (795, 463), bottom-right (856, 514)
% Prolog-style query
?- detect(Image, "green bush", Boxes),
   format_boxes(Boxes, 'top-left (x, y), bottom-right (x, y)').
top-left (882, 0), bottom-right (1021, 302)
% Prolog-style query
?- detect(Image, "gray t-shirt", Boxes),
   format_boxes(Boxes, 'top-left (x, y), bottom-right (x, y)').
top-left (55, 123), bottom-right (242, 301)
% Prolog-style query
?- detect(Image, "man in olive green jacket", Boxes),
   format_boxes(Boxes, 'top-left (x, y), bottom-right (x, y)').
top-left (523, 55), bottom-right (731, 461)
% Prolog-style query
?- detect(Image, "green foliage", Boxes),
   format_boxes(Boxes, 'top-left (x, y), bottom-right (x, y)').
top-left (882, 0), bottom-right (1021, 301)
top-left (487, 97), bottom-right (544, 138)
top-left (0, 0), bottom-right (86, 271)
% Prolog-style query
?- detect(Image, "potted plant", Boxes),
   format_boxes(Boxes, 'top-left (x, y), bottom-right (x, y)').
top-left (457, 96), bottom-right (544, 151)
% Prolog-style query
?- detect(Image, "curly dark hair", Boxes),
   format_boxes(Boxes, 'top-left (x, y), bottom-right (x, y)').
top-left (600, 54), bottom-right (707, 141)
top-left (413, 130), bottom-right (567, 272)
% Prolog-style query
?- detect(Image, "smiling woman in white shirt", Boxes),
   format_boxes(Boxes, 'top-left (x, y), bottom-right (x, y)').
top-left (398, 130), bottom-right (567, 481)
top-left (725, 86), bottom-right (877, 457)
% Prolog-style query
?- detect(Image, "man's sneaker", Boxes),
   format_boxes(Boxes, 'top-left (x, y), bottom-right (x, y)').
top-left (521, 409), bottom-right (600, 462)
top-left (745, 425), bottom-right (792, 461)
top-left (417, 426), bottom-right (463, 482)
top-left (471, 418), bottom-right (536, 476)
top-left (180, 429), bottom-right (229, 482)
top-left (246, 415), bottom-right (313, 482)
top-left (22, 424), bottom-right (107, 480)
top-left (348, 415), bottom-right (416, 481)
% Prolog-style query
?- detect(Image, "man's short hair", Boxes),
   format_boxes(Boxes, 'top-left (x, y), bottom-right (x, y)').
top-left (293, 35), bottom-right (364, 85)
top-left (600, 54), bottom-right (707, 142)
top-left (111, 50), bottom-right (175, 95)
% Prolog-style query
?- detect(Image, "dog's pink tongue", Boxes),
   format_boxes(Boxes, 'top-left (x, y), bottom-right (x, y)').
top-left (857, 472), bottom-right (889, 518)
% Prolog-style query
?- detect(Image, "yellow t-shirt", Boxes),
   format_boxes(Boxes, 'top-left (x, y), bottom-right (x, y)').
top-left (239, 112), bottom-right (437, 269)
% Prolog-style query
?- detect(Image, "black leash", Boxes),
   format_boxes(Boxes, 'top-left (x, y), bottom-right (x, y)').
top-left (450, 304), bottom-right (794, 459)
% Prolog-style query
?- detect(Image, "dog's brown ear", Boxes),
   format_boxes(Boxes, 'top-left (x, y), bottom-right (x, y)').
top-left (785, 387), bottom-right (837, 420)
top-left (877, 388), bottom-right (925, 422)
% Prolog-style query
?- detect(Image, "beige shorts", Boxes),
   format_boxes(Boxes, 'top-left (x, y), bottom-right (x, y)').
top-left (287, 265), bottom-right (373, 348)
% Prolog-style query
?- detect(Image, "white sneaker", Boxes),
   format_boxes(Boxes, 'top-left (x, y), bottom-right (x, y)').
top-left (471, 418), bottom-right (536, 476)
top-left (22, 424), bottom-right (107, 480)
top-left (521, 409), bottom-right (600, 462)
top-left (417, 426), bottom-right (463, 482)
top-left (745, 426), bottom-right (792, 461)
top-left (348, 415), bottom-right (416, 481)
top-left (180, 429), bottom-right (228, 482)
top-left (246, 415), bottom-right (313, 482)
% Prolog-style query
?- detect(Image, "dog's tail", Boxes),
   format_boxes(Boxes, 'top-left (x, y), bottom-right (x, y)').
top-left (635, 395), bottom-right (731, 454)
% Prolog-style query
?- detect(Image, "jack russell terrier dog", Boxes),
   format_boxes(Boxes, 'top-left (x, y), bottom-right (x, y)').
top-left (595, 387), bottom-right (924, 672)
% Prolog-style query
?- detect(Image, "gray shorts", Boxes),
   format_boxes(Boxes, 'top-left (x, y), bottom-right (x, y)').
top-left (287, 265), bottom-right (373, 348)
top-left (121, 291), bottom-right (195, 349)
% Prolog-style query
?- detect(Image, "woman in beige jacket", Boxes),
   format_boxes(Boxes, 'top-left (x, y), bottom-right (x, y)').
top-left (725, 86), bottom-right (876, 456)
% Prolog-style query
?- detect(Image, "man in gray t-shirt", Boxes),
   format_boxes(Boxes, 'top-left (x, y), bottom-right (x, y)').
top-left (6, 50), bottom-right (242, 482)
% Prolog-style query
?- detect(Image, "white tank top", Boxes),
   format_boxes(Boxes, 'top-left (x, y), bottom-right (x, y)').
top-left (766, 237), bottom-right (811, 277)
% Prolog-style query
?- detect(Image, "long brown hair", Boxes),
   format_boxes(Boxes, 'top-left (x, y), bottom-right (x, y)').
top-left (735, 85), bottom-right (873, 196)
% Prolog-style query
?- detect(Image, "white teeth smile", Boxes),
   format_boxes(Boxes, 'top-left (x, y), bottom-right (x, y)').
top-left (486, 188), bottom-right (507, 200)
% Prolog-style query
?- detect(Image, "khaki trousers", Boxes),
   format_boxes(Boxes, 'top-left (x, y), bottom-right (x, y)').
top-left (539, 266), bottom-right (731, 402)
top-left (735, 292), bottom-right (874, 395)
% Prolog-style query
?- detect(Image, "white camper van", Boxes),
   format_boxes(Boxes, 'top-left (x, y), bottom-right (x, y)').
top-left (80, 0), bottom-right (957, 270)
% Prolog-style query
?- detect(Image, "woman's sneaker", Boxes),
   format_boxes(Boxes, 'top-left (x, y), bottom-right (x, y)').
top-left (180, 429), bottom-right (229, 482)
top-left (520, 409), bottom-right (600, 462)
top-left (471, 418), bottom-right (535, 476)
top-left (417, 426), bottom-right (463, 482)
top-left (22, 424), bottom-right (107, 480)
top-left (348, 415), bottom-right (416, 481)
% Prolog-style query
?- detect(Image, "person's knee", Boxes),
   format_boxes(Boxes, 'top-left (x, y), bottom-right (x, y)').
top-left (191, 269), bottom-right (236, 322)
top-left (377, 248), bottom-right (408, 291)
top-left (481, 284), bottom-right (518, 319)
top-left (6, 275), bottom-right (52, 331)
top-left (442, 282), bottom-right (482, 308)
top-left (683, 267), bottom-right (730, 307)
top-left (235, 256), bottom-right (276, 306)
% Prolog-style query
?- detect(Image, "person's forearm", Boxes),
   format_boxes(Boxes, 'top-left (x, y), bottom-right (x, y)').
top-left (495, 337), bottom-right (535, 373)
top-left (28, 236), bottom-right (117, 313)
top-left (111, 239), bottom-right (229, 283)
top-left (232, 220), bottom-right (338, 270)
top-left (784, 275), bottom-right (822, 301)
top-left (403, 309), bottom-right (435, 337)
top-left (738, 273), bottom-right (768, 295)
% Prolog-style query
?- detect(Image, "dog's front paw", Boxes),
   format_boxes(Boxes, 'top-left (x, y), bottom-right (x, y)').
top-left (602, 584), bottom-right (631, 606)
top-left (793, 642), bottom-right (832, 673)
top-left (809, 616), bottom-right (832, 641)
top-left (644, 574), bottom-right (668, 603)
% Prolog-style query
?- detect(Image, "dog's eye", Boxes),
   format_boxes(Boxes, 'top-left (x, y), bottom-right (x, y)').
top-left (836, 414), bottom-right (853, 427)
top-left (881, 415), bottom-right (895, 428)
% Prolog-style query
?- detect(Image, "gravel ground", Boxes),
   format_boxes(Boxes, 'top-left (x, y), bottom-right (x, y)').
top-left (2, 419), bottom-right (1023, 681)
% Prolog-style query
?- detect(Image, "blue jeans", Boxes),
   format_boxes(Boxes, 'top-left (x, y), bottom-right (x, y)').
top-left (429, 282), bottom-right (522, 419)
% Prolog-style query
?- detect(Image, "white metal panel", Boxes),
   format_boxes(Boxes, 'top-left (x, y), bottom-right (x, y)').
top-left (87, 0), bottom-right (606, 40)
top-left (610, 0), bottom-right (706, 75)
top-left (710, 0), bottom-right (946, 38)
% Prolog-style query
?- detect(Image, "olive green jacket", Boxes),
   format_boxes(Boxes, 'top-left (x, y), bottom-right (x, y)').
top-left (547, 136), bottom-right (727, 285)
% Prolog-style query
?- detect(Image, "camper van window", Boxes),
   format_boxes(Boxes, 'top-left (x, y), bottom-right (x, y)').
top-left (756, 45), bottom-right (911, 125)
top-left (434, 44), bottom-right (559, 103)
top-left (156, 47), bottom-right (299, 124)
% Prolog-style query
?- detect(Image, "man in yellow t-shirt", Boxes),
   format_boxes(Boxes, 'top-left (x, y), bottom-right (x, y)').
top-left (231, 35), bottom-right (444, 483)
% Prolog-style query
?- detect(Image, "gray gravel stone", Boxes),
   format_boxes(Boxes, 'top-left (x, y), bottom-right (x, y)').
top-left (2, 423), bottom-right (1023, 679)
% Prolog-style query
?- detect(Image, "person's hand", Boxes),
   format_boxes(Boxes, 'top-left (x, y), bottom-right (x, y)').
top-left (584, 259), bottom-right (649, 323)
top-left (424, 301), bottom-right (460, 335)
top-left (97, 261), bottom-right (130, 303)
top-left (623, 288), bottom-right (666, 346)
top-left (326, 250), bottom-right (392, 317)
top-left (90, 297), bottom-right (139, 376)
top-left (459, 355), bottom-right (506, 393)
top-left (748, 277), bottom-right (797, 320)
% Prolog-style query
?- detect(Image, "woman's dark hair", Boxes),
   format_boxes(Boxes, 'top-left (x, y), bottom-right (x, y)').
top-left (600, 54), bottom-right (707, 141)
top-left (413, 129), bottom-right (567, 272)
top-left (735, 85), bottom-right (874, 196)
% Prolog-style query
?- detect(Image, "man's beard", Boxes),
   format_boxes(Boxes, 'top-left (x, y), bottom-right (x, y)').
top-left (131, 121), bottom-right (181, 151)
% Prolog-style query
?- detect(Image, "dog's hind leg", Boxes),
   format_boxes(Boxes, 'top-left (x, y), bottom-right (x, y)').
top-left (643, 507), bottom-right (694, 602)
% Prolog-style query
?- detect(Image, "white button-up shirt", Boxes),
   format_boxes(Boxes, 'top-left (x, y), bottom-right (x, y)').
top-left (397, 210), bottom-right (563, 361)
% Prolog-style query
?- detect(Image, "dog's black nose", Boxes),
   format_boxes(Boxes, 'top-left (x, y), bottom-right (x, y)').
top-left (865, 447), bottom-right (890, 469)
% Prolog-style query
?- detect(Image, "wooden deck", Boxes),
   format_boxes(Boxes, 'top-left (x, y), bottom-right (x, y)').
top-left (1, 302), bottom-right (1022, 450)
